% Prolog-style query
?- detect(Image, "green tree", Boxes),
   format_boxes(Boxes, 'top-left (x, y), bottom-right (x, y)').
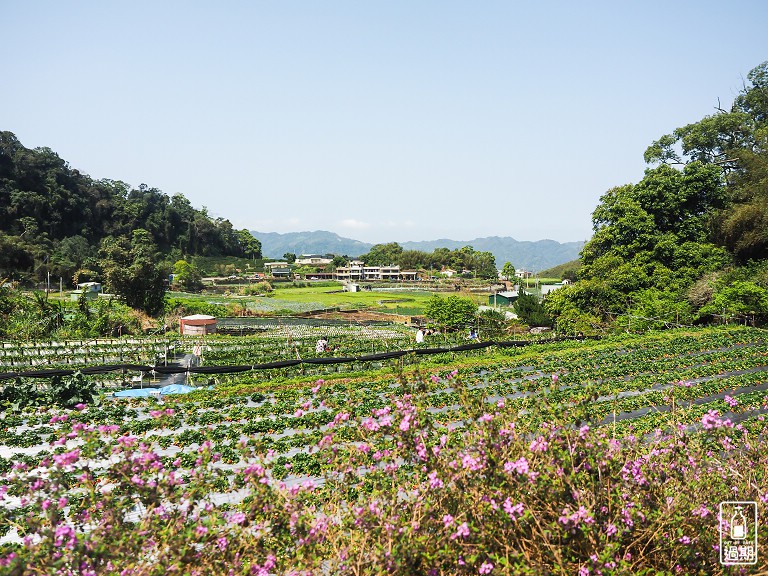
top-left (172, 259), bottom-right (204, 293)
top-left (361, 243), bottom-right (403, 266)
top-left (473, 250), bottom-right (498, 279)
top-left (0, 232), bottom-right (35, 279)
top-left (237, 229), bottom-right (262, 260)
top-left (477, 308), bottom-right (507, 339)
top-left (514, 292), bottom-right (552, 327)
top-left (51, 235), bottom-right (95, 280)
top-left (501, 262), bottom-right (516, 282)
top-left (645, 61), bottom-right (768, 263)
top-left (283, 253), bottom-right (297, 264)
top-left (424, 294), bottom-right (478, 331)
top-left (701, 281), bottom-right (768, 323)
top-left (99, 229), bottom-right (167, 315)
top-left (617, 288), bottom-right (694, 331)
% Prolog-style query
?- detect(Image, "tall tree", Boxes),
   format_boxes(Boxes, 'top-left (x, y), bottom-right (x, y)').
top-left (99, 229), bottom-right (167, 315)
top-left (501, 262), bottom-right (516, 281)
top-left (236, 229), bottom-right (262, 259)
top-left (424, 294), bottom-right (478, 330)
top-left (361, 242), bottom-right (404, 266)
top-left (645, 61), bottom-right (768, 263)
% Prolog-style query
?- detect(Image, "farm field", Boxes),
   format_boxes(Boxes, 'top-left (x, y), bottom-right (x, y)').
top-left (170, 283), bottom-right (487, 316)
top-left (1, 325), bottom-right (767, 574)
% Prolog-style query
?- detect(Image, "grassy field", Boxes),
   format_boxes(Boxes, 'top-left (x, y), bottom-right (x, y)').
top-left (269, 285), bottom-right (434, 311)
top-left (170, 284), bottom-right (490, 316)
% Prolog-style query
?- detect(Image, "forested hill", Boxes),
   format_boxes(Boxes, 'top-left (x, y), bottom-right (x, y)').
top-left (0, 131), bottom-right (261, 283)
top-left (545, 61), bottom-right (768, 331)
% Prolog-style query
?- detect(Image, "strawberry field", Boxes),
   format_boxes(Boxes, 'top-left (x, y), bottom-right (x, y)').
top-left (1, 325), bottom-right (767, 574)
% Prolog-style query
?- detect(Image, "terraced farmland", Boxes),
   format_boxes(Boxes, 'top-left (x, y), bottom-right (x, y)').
top-left (1, 326), bottom-right (767, 574)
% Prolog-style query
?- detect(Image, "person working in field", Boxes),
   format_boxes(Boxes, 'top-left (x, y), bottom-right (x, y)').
top-left (315, 336), bottom-right (329, 354)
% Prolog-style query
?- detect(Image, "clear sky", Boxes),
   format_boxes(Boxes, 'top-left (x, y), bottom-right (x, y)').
top-left (3, 1), bottom-right (766, 244)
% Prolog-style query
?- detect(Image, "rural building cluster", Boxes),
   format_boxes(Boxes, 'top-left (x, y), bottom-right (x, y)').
top-left (264, 258), bottom-right (419, 281)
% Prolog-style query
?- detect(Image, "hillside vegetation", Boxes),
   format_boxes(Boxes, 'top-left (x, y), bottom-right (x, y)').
top-left (546, 61), bottom-right (768, 332)
top-left (0, 131), bottom-right (261, 296)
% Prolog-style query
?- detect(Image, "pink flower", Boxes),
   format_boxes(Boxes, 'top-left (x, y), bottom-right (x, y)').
top-left (504, 457), bottom-right (529, 476)
top-left (53, 449), bottom-right (80, 468)
top-left (479, 562), bottom-right (494, 574)
top-left (53, 524), bottom-right (77, 549)
top-left (692, 505), bottom-right (710, 518)
top-left (462, 453), bottom-right (484, 471)
top-left (442, 514), bottom-right (454, 527)
top-left (529, 436), bottom-right (548, 452)
top-left (559, 505), bottom-right (594, 527)
top-left (724, 395), bottom-right (739, 408)
top-left (361, 418), bottom-right (380, 432)
top-left (503, 498), bottom-right (524, 520)
top-left (451, 522), bottom-right (470, 539)
top-left (117, 435), bottom-right (137, 447)
top-left (229, 512), bottom-right (247, 525)
top-left (334, 411), bottom-right (350, 423)
top-left (701, 410), bottom-right (720, 429)
top-left (428, 470), bottom-right (444, 489)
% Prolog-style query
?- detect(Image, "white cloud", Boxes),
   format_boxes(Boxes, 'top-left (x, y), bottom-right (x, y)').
top-left (338, 219), bottom-right (371, 230)
top-left (246, 218), bottom-right (302, 231)
top-left (384, 220), bottom-right (416, 229)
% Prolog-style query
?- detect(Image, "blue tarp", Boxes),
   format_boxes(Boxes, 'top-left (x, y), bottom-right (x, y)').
top-left (157, 384), bottom-right (196, 395)
top-left (113, 388), bottom-right (154, 397)
top-left (113, 384), bottom-right (196, 397)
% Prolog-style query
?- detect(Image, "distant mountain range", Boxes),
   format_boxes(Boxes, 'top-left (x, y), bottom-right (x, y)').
top-left (252, 230), bottom-right (584, 272)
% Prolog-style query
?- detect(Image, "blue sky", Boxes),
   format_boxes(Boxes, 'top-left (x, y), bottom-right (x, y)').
top-left (3, 1), bottom-right (766, 244)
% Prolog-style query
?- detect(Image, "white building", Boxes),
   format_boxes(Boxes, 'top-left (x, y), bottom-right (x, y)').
top-left (295, 255), bottom-right (333, 266)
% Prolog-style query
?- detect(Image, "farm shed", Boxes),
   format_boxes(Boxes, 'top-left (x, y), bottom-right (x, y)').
top-left (70, 281), bottom-right (102, 301)
top-left (489, 290), bottom-right (519, 307)
top-left (180, 314), bottom-right (217, 335)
